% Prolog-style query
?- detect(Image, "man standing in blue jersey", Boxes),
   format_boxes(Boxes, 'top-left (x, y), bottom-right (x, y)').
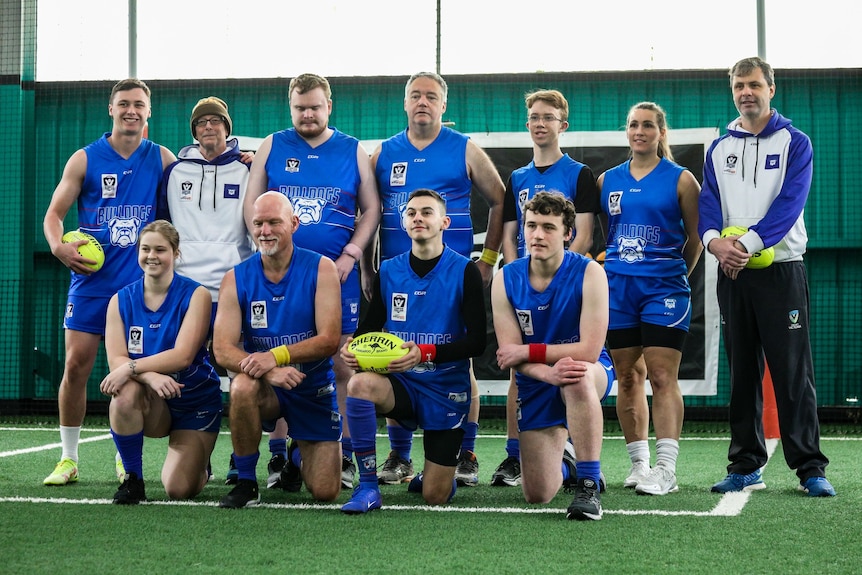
top-left (699, 57), bottom-right (834, 497)
top-left (366, 71), bottom-right (505, 487)
top-left (245, 74), bottom-right (380, 490)
top-left (492, 89), bottom-right (601, 487)
top-left (492, 192), bottom-right (612, 520)
top-left (340, 189), bottom-right (487, 514)
top-left (42, 78), bottom-right (176, 486)
top-left (215, 192), bottom-right (343, 508)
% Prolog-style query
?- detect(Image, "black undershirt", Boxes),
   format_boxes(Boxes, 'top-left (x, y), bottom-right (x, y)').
top-left (355, 251), bottom-right (487, 363)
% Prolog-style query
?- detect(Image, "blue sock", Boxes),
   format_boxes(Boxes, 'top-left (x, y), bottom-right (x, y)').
top-left (111, 429), bottom-right (144, 477)
top-left (234, 452), bottom-right (260, 482)
top-left (561, 460), bottom-right (572, 482)
top-left (347, 397), bottom-right (379, 488)
top-left (289, 442), bottom-right (302, 468)
top-left (575, 460), bottom-right (601, 484)
top-left (506, 438), bottom-right (520, 460)
top-left (269, 438), bottom-right (287, 458)
top-left (460, 421), bottom-right (478, 453)
top-left (342, 437), bottom-right (353, 460)
top-left (388, 424), bottom-right (413, 461)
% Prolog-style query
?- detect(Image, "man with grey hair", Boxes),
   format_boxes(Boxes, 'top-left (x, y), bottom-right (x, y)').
top-left (699, 56), bottom-right (834, 497)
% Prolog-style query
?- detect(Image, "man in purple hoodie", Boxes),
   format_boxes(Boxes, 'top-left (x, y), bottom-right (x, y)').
top-left (699, 57), bottom-right (834, 497)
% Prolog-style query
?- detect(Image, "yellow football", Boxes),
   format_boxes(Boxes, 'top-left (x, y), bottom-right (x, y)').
top-left (347, 332), bottom-right (409, 374)
top-left (62, 230), bottom-right (105, 271)
top-left (720, 226), bottom-right (774, 269)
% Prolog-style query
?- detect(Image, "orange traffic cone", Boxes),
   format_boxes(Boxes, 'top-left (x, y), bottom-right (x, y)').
top-left (762, 363), bottom-right (781, 439)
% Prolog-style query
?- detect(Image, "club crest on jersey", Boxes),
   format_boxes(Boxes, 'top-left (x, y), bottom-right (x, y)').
top-left (250, 300), bottom-right (268, 329)
top-left (516, 309), bottom-right (534, 336)
top-left (391, 292), bottom-right (407, 322)
top-left (109, 217), bottom-right (142, 248)
top-left (397, 202), bottom-right (409, 232)
top-left (224, 184), bottom-right (240, 199)
top-left (180, 181), bottom-right (194, 201)
top-left (128, 326), bottom-right (144, 355)
top-left (608, 191), bottom-right (623, 216)
top-left (101, 174), bottom-right (118, 198)
top-left (518, 188), bottom-right (530, 211)
top-left (723, 154), bottom-right (738, 174)
top-left (617, 236), bottom-right (646, 264)
top-left (292, 197), bottom-right (326, 225)
top-left (285, 158), bottom-right (300, 173)
top-left (390, 162), bottom-right (407, 187)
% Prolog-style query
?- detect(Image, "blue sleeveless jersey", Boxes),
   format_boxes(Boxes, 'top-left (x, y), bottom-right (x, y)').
top-left (265, 128), bottom-right (361, 260)
top-left (376, 127), bottom-right (473, 260)
top-left (116, 274), bottom-right (221, 411)
top-left (509, 154), bottom-right (588, 258)
top-left (233, 248), bottom-right (333, 386)
top-left (73, 134), bottom-right (162, 297)
top-left (504, 251), bottom-right (609, 388)
top-left (602, 158), bottom-right (687, 277)
top-left (380, 248), bottom-right (471, 427)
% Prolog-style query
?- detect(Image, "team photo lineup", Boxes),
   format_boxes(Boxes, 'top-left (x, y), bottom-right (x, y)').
top-left (40, 57), bottom-right (836, 523)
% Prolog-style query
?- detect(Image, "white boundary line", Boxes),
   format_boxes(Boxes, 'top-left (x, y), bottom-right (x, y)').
top-left (0, 431), bottom-right (791, 516)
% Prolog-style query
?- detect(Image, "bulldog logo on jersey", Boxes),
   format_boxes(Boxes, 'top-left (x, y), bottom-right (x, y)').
top-left (765, 154), bottom-right (780, 170)
top-left (102, 174), bottom-right (118, 198)
top-left (390, 162), bottom-right (407, 187)
top-left (618, 236), bottom-right (646, 263)
top-left (250, 300), bottom-right (267, 329)
top-left (516, 309), bottom-right (534, 336)
top-left (128, 326), bottom-right (143, 355)
top-left (724, 154), bottom-right (738, 174)
top-left (608, 191), bottom-right (623, 216)
top-left (109, 217), bottom-right (142, 248)
top-left (285, 158), bottom-right (300, 173)
top-left (292, 197), bottom-right (326, 225)
top-left (391, 292), bottom-right (407, 322)
top-left (180, 181), bottom-right (194, 201)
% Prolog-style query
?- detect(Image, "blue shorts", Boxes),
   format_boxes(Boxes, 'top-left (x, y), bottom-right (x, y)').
top-left (516, 349), bottom-right (614, 433)
top-left (341, 267), bottom-right (360, 335)
top-left (388, 371), bottom-right (471, 432)
top-left (607, 272), bottom-right (691, 332)
top-left (168, 401), bottom-right (223, 433)
top-left (63, 294), bottom-right (110, 335)
top-left (265, 377), bottom-right (341, 441)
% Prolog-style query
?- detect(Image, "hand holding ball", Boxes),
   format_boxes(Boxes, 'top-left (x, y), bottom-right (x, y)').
top-left (720, 226), bottom-right (774, 269)
top-left (347, 332), bottom-right (409, 374)
top-left (62, 231), bottom-right (105, 271)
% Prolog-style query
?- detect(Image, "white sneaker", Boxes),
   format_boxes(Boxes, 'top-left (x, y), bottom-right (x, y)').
top-left (635, 465), bottom-right (679, 495)
top-left (623, 461), bottom-right (650, 488)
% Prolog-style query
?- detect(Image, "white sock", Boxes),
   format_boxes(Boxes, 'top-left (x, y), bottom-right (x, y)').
top-left (655, 438), bottom-right (680, 472)
top-left (626, 440), bottom-right (650, 465)
top-left (60, 426), bottom-right (81, 462)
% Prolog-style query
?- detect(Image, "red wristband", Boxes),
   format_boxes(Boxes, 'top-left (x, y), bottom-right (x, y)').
top-left (528, 343), bottom-right (547, 364)
top-left (417, 344), bottom-right (437, 363)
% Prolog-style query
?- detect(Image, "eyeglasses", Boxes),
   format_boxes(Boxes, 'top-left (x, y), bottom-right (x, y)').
top-left (194, 117), bottom-right (224, 127)
top-left (527, 115), bottom-right (563, 124)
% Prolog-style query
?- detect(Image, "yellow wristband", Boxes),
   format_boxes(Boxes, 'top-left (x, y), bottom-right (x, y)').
top-left (480, 248), bottom-right (499, 266)
top-left (271, 345), bottom-right (291, 366)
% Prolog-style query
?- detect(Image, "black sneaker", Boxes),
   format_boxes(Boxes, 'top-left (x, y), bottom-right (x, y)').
top-left (219, 479), bottom-right (260, 508)
top-left (113, 472), bottom-right (147, 505)
top-left (280, 439), bottom-right (303, 492)
top-left (225, 454), bottom-right (238, 485)
top-left (561, 442), bottom-right (606, 494)
top-left (377, 450), bottom-right (414, 485)
top-left (266, 454), bottom-right (286, 489)
top-left (566, 478), bottom-right (602, 521)
top-left (491, 455), bottom-right (521, 487)
top-left (454, 450), bottom-right (479, 487)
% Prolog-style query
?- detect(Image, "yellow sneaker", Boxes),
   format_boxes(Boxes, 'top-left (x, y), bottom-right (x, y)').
top-left (43, 458), bottom-right (79, 485)
top-left (115, 452), bottom-right (125, 483)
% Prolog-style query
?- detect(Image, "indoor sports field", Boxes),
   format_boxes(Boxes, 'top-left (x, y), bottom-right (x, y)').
top-left (2, 419), bottom-right (860, 575)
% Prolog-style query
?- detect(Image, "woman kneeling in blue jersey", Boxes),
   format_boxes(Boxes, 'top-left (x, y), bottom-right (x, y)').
top-left (100, 220), bottom-right (222, 504)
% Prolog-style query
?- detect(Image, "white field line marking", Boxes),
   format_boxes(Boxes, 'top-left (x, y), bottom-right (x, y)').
top-left (709, 437), bottom-right (778, 517)
top-left (0, 434), bottom-right (112, 457)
